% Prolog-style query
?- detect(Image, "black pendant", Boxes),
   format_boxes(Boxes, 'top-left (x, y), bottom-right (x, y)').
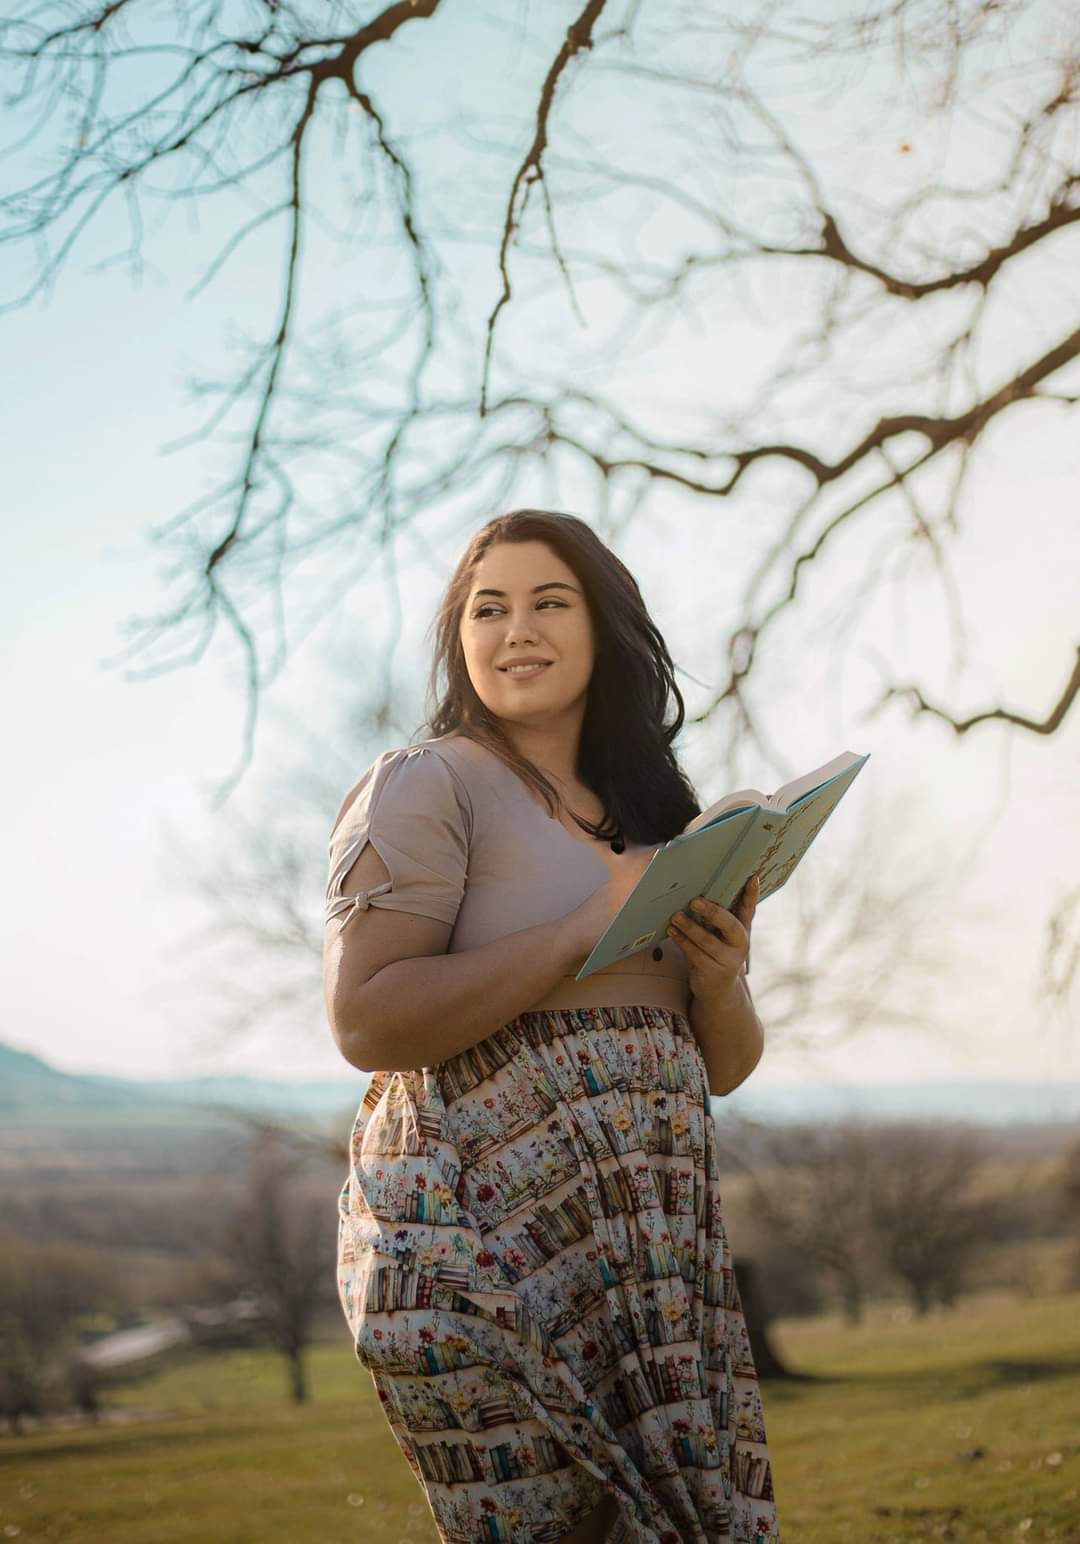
top-left (610, 834), bottom-right (625, 853)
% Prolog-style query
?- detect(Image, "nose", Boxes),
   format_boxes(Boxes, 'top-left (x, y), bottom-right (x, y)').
top-left (503, 614), bottom-right (539, 646)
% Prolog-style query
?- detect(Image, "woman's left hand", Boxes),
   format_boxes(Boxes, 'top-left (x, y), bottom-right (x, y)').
top-left (666, 873), bottom-right (759, 1002)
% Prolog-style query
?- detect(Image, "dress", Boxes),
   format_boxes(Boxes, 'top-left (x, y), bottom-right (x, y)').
top-left (329, 736), bottom-right (780, 1544)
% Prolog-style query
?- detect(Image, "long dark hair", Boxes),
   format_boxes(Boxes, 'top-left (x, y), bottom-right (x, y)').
top-left (420, 509), bottom-right (700, 845)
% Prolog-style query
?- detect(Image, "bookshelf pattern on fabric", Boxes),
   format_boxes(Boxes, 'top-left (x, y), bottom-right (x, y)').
top-left (410, 1430), bottom-right (573, 1488)
top-left (591, 1351), bottom-right (710, 1439)
top-left (337, 998), bottom-right (781, 1543)
top-left (576, 749), bottom-right (869, 979)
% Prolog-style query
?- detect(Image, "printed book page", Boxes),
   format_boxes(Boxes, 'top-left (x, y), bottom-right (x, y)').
top-left (683, 750), bottom-right (865, 836)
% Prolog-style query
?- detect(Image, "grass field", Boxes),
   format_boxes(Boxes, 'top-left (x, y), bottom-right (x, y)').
top-left (2, 1287), bottom-right (1078, 1543)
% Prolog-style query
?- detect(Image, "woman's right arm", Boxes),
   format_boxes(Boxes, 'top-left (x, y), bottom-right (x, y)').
top-left (324, 842), bottom-right (656, 1072)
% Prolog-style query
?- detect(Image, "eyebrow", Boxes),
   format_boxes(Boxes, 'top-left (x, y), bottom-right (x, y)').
top-left (471, 581), bottom-right (581, 599)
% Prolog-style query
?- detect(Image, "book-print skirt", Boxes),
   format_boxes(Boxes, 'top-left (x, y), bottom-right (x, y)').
top-left (336, 1003), bottom-right (781, 1544)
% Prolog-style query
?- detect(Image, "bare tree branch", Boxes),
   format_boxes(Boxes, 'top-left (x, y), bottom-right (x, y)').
top-left (0, 0), bottom-right (1076, 803)
top-left (480, 0), bottom-right (610, 414)
top-left (869, 644), bottom-right (1080, 737)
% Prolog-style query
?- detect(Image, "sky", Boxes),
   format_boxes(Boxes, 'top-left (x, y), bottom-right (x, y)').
top-left (2, 0), bottom-right (1077, 1096)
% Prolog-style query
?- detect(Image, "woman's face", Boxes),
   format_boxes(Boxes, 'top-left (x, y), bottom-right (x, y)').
top-left (459, 539), bottom-right (596, 729)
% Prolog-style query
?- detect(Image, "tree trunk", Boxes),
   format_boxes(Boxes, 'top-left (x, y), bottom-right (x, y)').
top-left (287, 1346), bottom-right (308, 1403)
top-left (908, 1278), bottom-right (933, 1316)
top-left (733, 1258), bottom-right (797, 1380)
top-left (838, 1273), bottom-right (865, 1327)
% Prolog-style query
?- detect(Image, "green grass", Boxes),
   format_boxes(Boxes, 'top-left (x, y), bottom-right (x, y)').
top-left (1, 1288), bottom-right (1078, 1542)
top-left (766, 1289), bottom-right (1080, 1541)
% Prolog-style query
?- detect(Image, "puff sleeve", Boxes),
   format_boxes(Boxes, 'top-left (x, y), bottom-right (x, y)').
top-left (324, 746), bottom-right (472, 934)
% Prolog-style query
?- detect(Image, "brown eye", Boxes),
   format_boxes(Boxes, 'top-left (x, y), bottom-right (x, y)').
top-left (472, 599), bottom-right (567, 619)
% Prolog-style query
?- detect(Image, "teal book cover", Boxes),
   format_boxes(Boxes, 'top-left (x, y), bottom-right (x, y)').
top-left (575, 750), bottom-right (870, 981)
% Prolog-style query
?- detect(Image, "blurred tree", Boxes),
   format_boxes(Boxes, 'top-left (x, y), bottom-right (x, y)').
top-left (219, 1122), bottom-right (337, 1402)
top-left (861, 1121), bottom-right (1003, 1314)
top-left (0, 1241), bottom-right (129, 1432)
top-left (713, 1116), bottom-right (883, 1325)
top-left (715, 1115), bottom-right (1006, 1319)
top-left (1042, 886), bottom-right (1080, 1028)
top-left (1059, 1130), bottom-right (1080, 1288)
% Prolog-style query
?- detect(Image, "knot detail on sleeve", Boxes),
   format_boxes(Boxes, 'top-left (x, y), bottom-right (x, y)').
top-left (324, 745), bottom-right (471, 933)
top-left (327, 879), bottom-right (394, 932)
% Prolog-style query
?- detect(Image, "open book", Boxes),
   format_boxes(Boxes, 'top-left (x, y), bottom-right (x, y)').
top-left (575, 750), bottom-right (870, 981)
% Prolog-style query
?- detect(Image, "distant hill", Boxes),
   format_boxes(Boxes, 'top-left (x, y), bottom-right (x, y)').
top-left (723, 1077), bottom-right (1080, 1128)
top-left (0, 1040), bottom-right (364, 1133)
top-left (0, 1040), bottom-right (150, 1108)
top-left (3, 1039), bottom-right (1078, 1128)
top-left (1, 1039), bottom-right (1076, 1189)
top-left (0, 1041), bottom-right (367, 1181)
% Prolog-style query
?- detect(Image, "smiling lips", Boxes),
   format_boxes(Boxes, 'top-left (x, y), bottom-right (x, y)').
top-left (499, 660), bottom-right (552, 679)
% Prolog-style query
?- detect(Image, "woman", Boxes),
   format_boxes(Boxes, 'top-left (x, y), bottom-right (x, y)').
top-left (324, 510), bottom-right (780, 1544)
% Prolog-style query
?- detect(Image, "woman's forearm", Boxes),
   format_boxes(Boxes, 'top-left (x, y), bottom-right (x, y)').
top-left (688, 972), bottom-right (765, 1096)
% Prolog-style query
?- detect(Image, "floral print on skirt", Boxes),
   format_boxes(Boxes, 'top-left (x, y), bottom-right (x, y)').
top-left (336, 1004), bottom-right (780, 1544)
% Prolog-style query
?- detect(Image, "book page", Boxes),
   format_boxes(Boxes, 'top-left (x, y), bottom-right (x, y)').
top-left (682, 787), bottom-right (769, 835)
top-left (705, 757), bottom-right (869, 912)
top-left (683, 750), bottom-right (864, 836)
top-left (772, 750), bottom-right (864, 814)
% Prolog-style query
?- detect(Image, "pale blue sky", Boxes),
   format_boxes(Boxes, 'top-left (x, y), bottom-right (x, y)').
top-left (2, 1), bottom-right (1077, 1093)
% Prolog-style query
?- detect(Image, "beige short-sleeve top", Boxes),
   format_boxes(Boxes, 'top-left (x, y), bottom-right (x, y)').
top-left (325, 732), bottom-right (692, 1017)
